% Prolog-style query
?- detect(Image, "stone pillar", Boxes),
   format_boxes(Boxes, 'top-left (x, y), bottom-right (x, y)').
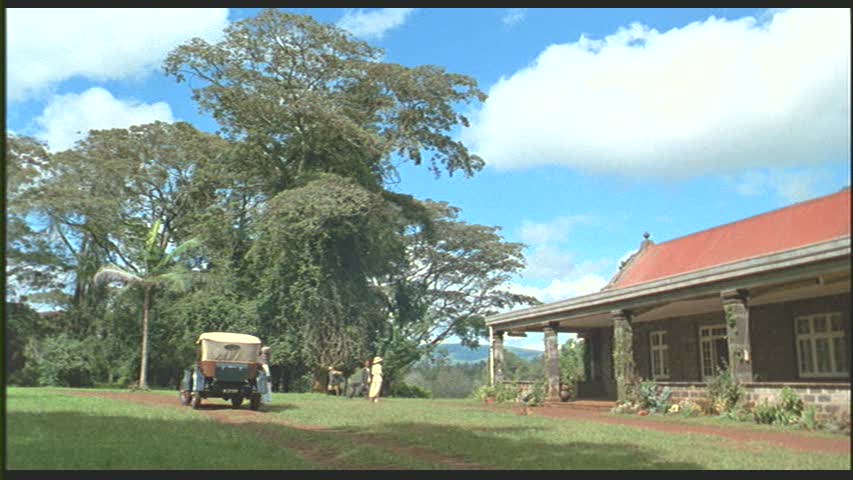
top-left (721, 289), bottom-right (752, 382)
top-left (612, 309), bottom-right (635, 403)
top-left (543, 324), bottom-right (561, 401)
top-left (492, 330), bottom-right (505, 384)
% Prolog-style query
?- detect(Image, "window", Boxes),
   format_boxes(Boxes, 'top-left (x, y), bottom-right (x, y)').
top-left (700, 325), bottom-right (729, 379)
top-left (650, 331), bottom-right (669, 379)
top-left (795, 313), bottom-right (847, 378)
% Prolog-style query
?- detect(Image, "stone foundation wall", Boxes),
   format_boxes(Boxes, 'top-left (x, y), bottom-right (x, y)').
top-left (659, 381), bottom-right (850, 419)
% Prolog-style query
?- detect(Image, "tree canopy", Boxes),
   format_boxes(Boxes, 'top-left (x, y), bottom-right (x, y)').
top-left (7, 9), bottom-right (539, 393)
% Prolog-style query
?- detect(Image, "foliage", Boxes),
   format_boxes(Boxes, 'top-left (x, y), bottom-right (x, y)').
top-left (751, 388), bottom-right (805, 426)
top-left (373, 200), bottom-right (539, 387)
top-left (4, 9), bottom-right (529, 393)
top-left (164, 9), bottom-right (486, 193)
top-left (706, 367), bottom-right (744, 414)
top-left (559, 337), bottom-right (586, 386)
top-left (524, 379), bottom-right (547, 406)
top-left (26, 334), bottom-right (98, 387)
top-left (800, 405), bottom-right (819, 430)
top-left (471, 385), bottom-right (497, 402)
top-left (631, 381), bottom-right (672, 414)
top-left (389, 382), bottom-right (433, 398)
top-left (752, 400), bottom-right (778, 425)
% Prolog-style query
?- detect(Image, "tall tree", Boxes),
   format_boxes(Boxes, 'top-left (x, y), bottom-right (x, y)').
top-left (164, 8), bottom-right (486, 194)
top-left (5, 134), bottom-right (69, 303)
top-left (375, 200), bottom-right (540, 387)
top-left (93, 220), bottom-right (198, 389)
top-left (248, 174), bottom-right (399, 389)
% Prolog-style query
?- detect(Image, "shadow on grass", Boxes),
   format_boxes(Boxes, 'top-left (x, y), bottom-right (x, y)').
top-left (262, 403), bottom-right (300, 413)
top-left (6, 411), bottom-right (315, 470)
top-left (366, 421), bottom-right (703, 470)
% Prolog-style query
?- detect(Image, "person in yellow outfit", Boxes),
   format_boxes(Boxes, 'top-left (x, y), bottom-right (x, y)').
top-left (368, 356), bottom-right (383, 403)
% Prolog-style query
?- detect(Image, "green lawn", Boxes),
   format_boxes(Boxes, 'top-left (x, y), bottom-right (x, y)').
top-left (6, 387), bottom-right (850, 470)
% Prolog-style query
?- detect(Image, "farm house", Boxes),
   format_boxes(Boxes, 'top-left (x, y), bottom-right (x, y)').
top-left (487, 188), bottom-right (851, 417)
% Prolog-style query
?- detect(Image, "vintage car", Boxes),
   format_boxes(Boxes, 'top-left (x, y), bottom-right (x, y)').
top-left (179, 332), bottom-right (270, 410)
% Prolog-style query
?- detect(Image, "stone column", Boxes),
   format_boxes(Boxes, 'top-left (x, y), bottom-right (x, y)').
top-left (721, 289), bottom-right (752, 382)
top-left (612, 309), bottom-right (635, 403)
top-left (492, 330), bottom-right (505, 384)
top-left (543, 323), bottom-right (561, 401)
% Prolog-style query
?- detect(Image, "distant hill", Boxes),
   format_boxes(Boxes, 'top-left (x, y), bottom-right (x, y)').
top-left (436, 343), bottom-right (542, 364)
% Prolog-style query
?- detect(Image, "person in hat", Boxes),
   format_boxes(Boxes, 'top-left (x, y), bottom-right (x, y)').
top-left (368, 356), bottom-right (383, 403)
top-left (259, 346), bottom-right (271, 377)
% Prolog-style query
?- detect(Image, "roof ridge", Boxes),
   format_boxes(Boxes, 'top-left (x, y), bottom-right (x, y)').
top-left (652, 188), bottom-right (850, 249)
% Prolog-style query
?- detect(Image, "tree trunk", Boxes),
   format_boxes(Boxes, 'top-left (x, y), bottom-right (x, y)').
top-left (312, 368), bottom-right (327, 393)
top-left (139, 286), bottom-right (151, 390)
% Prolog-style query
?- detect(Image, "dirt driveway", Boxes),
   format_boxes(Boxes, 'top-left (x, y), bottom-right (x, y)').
top-left (67, 391), bottom-right (487, 470)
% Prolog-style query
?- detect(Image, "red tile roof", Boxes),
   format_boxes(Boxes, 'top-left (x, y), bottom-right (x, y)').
top-left (610, 188), bottom-right (851, 289)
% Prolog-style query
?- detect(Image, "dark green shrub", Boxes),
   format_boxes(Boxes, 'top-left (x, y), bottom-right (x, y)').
top-left (706, 367), bottom-right (744, 413)
top-left (753, 400), bottom-right (777, 424)
top-left (634, 380), bottom-right (672, 413)
top-left (800, 405), bottom-right (819, 430)
top-left (775, 387), bottom-right (804, 424)
top-left (390, 382), bottom-right (432, 398)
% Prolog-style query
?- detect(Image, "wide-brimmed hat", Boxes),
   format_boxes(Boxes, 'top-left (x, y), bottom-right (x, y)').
top-left (372, 356), bottom-right (383, 363)
top-left (261, 346), bottom-right (271, 352)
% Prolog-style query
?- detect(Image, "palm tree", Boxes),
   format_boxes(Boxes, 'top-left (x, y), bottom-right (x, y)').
top-left (94, 220), bottom-right (199, 389)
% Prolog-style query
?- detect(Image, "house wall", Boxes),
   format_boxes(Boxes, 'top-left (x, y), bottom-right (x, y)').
top-left (632, 292), bottom-right (851, 383)
top-left (632, 310), bottom-right (726, 382)
top-left (750, 293), bottom-right (850, 382)
top-left (637, 292), bottom-right (851, 419)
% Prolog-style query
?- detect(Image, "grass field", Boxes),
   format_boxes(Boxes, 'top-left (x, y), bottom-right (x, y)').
top-left (6, 387), bottom-right (850, 470)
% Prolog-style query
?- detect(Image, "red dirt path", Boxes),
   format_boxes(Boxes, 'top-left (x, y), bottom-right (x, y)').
top-left (491, 403), bottom-right (851, 456)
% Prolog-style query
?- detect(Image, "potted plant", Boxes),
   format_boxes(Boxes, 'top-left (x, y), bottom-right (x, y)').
top-left (475, 385), bottom-right (497, 404)
top-left (559, 382), bottom-right (573, 402)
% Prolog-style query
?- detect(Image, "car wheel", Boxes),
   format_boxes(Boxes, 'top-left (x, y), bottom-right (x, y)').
top-left (231, 396), bottom-right (244, 408)
top-left (180, 391), bottom-right (191, 406)
top-left (190, 393), bottom-right (202, 410)
top-left (249, 393), bottom-right (261, 411)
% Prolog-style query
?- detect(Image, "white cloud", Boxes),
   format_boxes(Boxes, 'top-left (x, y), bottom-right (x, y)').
top-left (35, 87), bottom-right (174, 152)
top-left (7, 8), bottom-right (229, 102)
top-left (518, 214), bottom-right (590, 245)
top-left (337, 8), bottom-right (415, 40)
top-left (510, 273), bottom-right (609, 304)
top-left (731, 168), bottom-right (833, 203)
top-left (465, 8), bottom-right (850, 178)
top-left (501, 9), bottom-right (527, 27)
top-left (522, 246), bottom-right (576, 280)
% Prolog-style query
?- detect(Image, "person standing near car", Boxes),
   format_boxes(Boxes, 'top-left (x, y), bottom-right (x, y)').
top-left (259, 346), bottom-right (271, 377)
top-left (258, 346), bottom-right (272, 403)
top-left (368, 356), bottom-right (383, 403)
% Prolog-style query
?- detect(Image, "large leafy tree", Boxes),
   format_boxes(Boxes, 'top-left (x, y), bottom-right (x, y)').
top-left (94, 220), bottom-right (198, 389)
top-left (164, 8), bottom-right (486, 194)
top-left (5, 134), bottom-right (70, 303)
top-left (375, 201), bottom-right (540, 387)
top-left (248, 174), bottom-right (399, 389)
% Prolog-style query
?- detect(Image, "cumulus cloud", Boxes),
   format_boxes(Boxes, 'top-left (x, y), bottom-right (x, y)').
top-left (510, 273), bottom-right (609, 304)
top-left (7, 8), bottom-right (229, 102)
top-left (35, 87), bottom-right (174, 152)
top-left (465, 8), bottom-right (850, 178)
top-left (337, 8), bottom-right (415, 40)
top-left (518, 214), bottom-right (591, 245)
top-left (501, 8), bottom-right (527, 27)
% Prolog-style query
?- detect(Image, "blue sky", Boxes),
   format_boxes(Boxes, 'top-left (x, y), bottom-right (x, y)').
top-left (7, 8), bottom-right (851, 350)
